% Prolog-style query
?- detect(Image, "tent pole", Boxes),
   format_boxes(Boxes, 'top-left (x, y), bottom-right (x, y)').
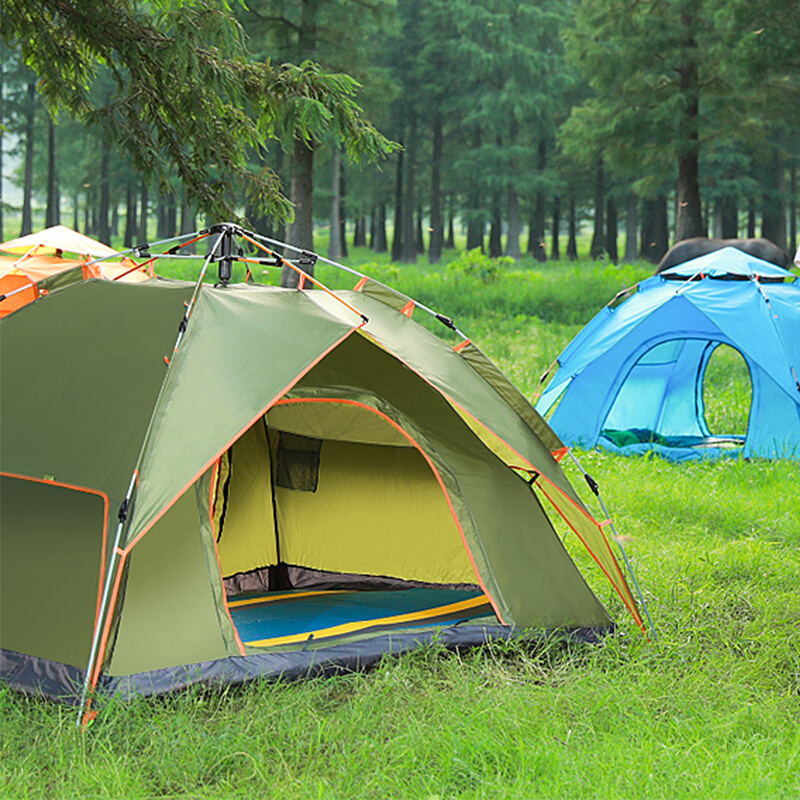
top-left (0, 280), bottom-right (37, 302)
top-left (166, 229), bottom-right (226, 361)
top-left (246, 230), bottom-right (469, 339)
top-left (80, 230), bottom-right (210, 272)
top-left (566, 450), bottom-right (658, 641)
top-left (76, 470), bottom-right (137, 729)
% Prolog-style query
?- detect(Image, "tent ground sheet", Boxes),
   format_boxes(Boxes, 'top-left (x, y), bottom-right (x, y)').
top-left (228, 587), bottom-right (492, 648)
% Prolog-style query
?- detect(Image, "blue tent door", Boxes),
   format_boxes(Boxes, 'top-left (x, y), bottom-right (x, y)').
top-left (603, 339), bottom-right (713, 438)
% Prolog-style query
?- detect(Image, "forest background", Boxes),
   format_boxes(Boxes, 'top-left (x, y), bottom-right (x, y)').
top-left (3, 0), bottom-right (800, 269)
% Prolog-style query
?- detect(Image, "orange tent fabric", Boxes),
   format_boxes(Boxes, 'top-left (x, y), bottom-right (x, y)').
top-left (0, 228), bottom-right (150, 318)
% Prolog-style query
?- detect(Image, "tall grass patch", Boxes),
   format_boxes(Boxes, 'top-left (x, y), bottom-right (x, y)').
top-left (4, 254), bottom-right (800, 798)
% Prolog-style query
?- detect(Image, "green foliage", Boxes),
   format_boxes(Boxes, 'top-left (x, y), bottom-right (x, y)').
top-left (446, 247), bottom-right (510, 284)
top-left (2, 0), bottom-right (396, 220)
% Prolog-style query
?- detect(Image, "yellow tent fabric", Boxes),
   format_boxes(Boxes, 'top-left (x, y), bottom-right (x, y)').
top-left (0, 225), bottom-right (118, 257)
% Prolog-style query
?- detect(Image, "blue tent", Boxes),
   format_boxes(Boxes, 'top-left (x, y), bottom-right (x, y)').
top-left (535, 248), bottom-right (800, 461)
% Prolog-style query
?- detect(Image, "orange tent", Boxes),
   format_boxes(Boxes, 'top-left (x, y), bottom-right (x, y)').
top-left (0, 226), bottom-right (151, 318)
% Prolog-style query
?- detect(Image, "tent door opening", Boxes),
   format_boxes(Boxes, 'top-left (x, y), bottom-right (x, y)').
top-left (212, 401), bottom-right (492, 650)
top-left (600, 338), bottom-right (748, 454)
top-left (701, 343), bottom-right (752, 442)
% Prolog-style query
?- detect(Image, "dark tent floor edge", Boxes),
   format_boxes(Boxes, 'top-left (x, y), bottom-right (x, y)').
top-left (1, 623), bottom-right (614, 703)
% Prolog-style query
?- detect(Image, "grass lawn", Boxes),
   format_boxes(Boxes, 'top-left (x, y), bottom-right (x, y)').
top-left (2, 246), bottom-right (799, 799)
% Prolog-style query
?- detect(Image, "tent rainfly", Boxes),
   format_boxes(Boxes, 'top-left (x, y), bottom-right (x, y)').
top-left (0, 225), bottom-right (150, 318)
top-left (0, 224), bottom-right (645, 726)
top-left (536, 247), bottom-right (800, 461)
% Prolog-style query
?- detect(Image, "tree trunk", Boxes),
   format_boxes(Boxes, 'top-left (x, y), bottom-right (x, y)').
top-left (466, 128), bottom-right (484, 252)
top-left (488, 193), bottom-right (502, 258)
top-left (567, 195), bottom-right (578, 260)
top-left (83, 189), bottom-right (91, 236)
top-left (640, 195), bottom-right (669, 263)
top-left (20, 78), bottom-right (36, 236)
top-left (72, 191), bottom-right (79, 232)
top-left (674, 12), bottom-right (703, 242)
top-left (339, 160), bottom-right (348, 258)
top-left (445, 197), bottom-right (455, 249)
top-left (415, 207), bottom-right (424, 254)
top-left (283, 139), bottom-right (315, 286)
top-left (97, 141), bottom-right (111, 245)
top-left (399, 117), bottom-right (417, 263)
top-left (712, 198), bottom-right (723, 238)
top-left (761, 148), bottom-right (786, 249)
top-left (180, 197), bottom-right (196, 235)
top-left (466, 213), bottom-right (484, 252)
top-left (428, 112), bottom-right (444, 263)
top-left (590, 156), bottom-right (606, 259)
top-left (124, 183), bottom-right (137, 247)
top-left (139, 181), bottom-right (149, 242)
top-left (46, 118), bottom-right (60, 227)
top-left (504, 122), bottom-right (521, 259)
top-left (506, 186), bottom-right (522, 259)
top-left (747, 197), bottom-right (757, 238)
top-left (720, 196), bottom-right (738, 239)
top-left (245, 144), bottom-right (273, 239)
top-left (789, 159), bottom-right (797, 257)
top-left (281, 0), bottom-right (319, 285)
top-left (373, 203), bottom-right (387, 253)
top-left (624, 193), bottom-right (639, 262)
top-left (529, 138), bottom-right (548, 261)
top-left (550, 196), bottom-right (561, 260)
top-left (111, 204), bottom-right (119, 238)
top-left (180, 194), bottom-right (196, 253)
top-left (167, 196), bottom-right (177, 239)
top-left (675, 148), bottom-right (703, 241)
top-left (156, 192), bottom-right (176, 240)
top-left (328, 148), bottom-right (342, 260)
top-left (353, 214), bottom-right (366, 247)
top-left (391, 150), bottom-right (404, 261)
top-left (157, 200), bottom-right (166, 240)
top-left (605, 197), bottom-right (618, 263)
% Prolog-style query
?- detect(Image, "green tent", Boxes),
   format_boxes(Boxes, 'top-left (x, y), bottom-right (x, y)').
top-left (0, 236), bottom-right (643, 721)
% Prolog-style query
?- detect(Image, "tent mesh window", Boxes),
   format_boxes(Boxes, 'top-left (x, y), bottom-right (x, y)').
top-left (275, 432), bottom-right (322, 492)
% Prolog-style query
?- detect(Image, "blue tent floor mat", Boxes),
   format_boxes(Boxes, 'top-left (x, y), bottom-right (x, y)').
top-left (228, 587), bottom-right (493, 648)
